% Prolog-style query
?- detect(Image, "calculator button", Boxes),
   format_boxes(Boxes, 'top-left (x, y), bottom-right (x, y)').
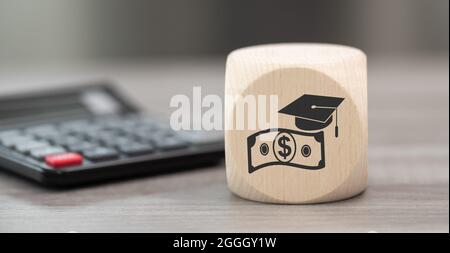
top-left (134, 129), bottom-right (174, 142)
top-left (30, 146), bottom-right (66, 160)
top-left (66, 142), bottom-right (98, 154)
top-left (137, 118), bottom-right (160, 129)
top-left (15, 141), bottom-right (49, 153)
top-left (0, 130), bottom-right (22, 138)
top-left (134, 123), bottom-right (159, 132)
top-left (25, 125), bottom-right (57, 137)
top-left (0, 135), bottom-right (32, 148)
top-left (118, 143), bottom-right (154, 156)
top-left (34, 131), bottom-right (61, 140)
top-left (154, 137), bottom-right (188, 151)
top-left (45, 153), bottom-right (83, 168)
top-left (48, 135), bottom-right (82, 146)
top-left (85, 130), bottom-right (117, 141)
top-left (133, 131), bottom-right (153, 142)
top-left (157, 128), bottom-right (176, 137)
top-left (84, 147), bottom-right (119, 162)
top-left (59, 120), bottom-right (90, 134)
top-left (101, 136), bottom-right (136, 147)
top-left (97, 117), bottom-right (124, 130)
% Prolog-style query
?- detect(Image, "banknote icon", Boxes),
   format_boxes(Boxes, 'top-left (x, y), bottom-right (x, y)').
top-left (247, 128), bottom-right (325, 173)
top-left (246, 94), bottom-right (344, 174)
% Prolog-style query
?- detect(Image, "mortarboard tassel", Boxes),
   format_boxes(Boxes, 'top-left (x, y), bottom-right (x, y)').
top-left (335, 108), bottom-right (339, 138)
top-left (311, 104), bottom-right (339, 138)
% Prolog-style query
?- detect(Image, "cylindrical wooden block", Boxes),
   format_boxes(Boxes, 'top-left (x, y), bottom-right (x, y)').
top-left (225, 43), bottom-right (368, 204)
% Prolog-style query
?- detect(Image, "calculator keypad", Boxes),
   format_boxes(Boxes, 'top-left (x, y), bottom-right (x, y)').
top-left (0, 115), bottom-right (191, 169)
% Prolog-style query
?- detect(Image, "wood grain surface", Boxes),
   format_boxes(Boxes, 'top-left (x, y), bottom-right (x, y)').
top-left (0, 56), bottom-right (448, 232)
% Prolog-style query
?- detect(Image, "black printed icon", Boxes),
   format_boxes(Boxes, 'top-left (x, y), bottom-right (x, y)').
top-left (279, 94), bottom-right (345, 137)
top-left (247, 94), bottom-right (344, 174)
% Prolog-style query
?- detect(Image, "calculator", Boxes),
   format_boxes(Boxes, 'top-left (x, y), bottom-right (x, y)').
top-left (0, 83), bottom-right (224, 186)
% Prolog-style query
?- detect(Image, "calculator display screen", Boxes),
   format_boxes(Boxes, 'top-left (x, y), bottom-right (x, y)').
top-left (0, 86), bottom-right (126, 128)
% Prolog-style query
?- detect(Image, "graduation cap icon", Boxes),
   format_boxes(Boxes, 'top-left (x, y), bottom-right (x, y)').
top-left (279, 94), bottom-right (345, 137)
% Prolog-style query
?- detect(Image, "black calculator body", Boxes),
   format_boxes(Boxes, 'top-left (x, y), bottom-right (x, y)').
top-left (0, 83), bottom-right (224, 186)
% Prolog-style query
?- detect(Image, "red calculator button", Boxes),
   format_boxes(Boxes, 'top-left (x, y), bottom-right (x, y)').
top-left (45, 153), bottom-right (83, 168)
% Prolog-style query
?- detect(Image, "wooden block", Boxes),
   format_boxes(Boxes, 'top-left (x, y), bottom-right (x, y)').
top-left (225, 43), bottom-right (368, 204)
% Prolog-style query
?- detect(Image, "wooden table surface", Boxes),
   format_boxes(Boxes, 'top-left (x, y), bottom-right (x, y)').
top-left (0, 56), bottom-right (448, 232)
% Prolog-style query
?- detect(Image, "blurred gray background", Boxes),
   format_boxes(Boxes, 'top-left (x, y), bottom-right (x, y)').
top-left (0, 0), bottom-right (448, 63)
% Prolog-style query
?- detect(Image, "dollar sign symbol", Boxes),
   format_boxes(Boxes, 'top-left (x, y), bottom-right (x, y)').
top-left (278, 135), bottom-right (292, 160)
